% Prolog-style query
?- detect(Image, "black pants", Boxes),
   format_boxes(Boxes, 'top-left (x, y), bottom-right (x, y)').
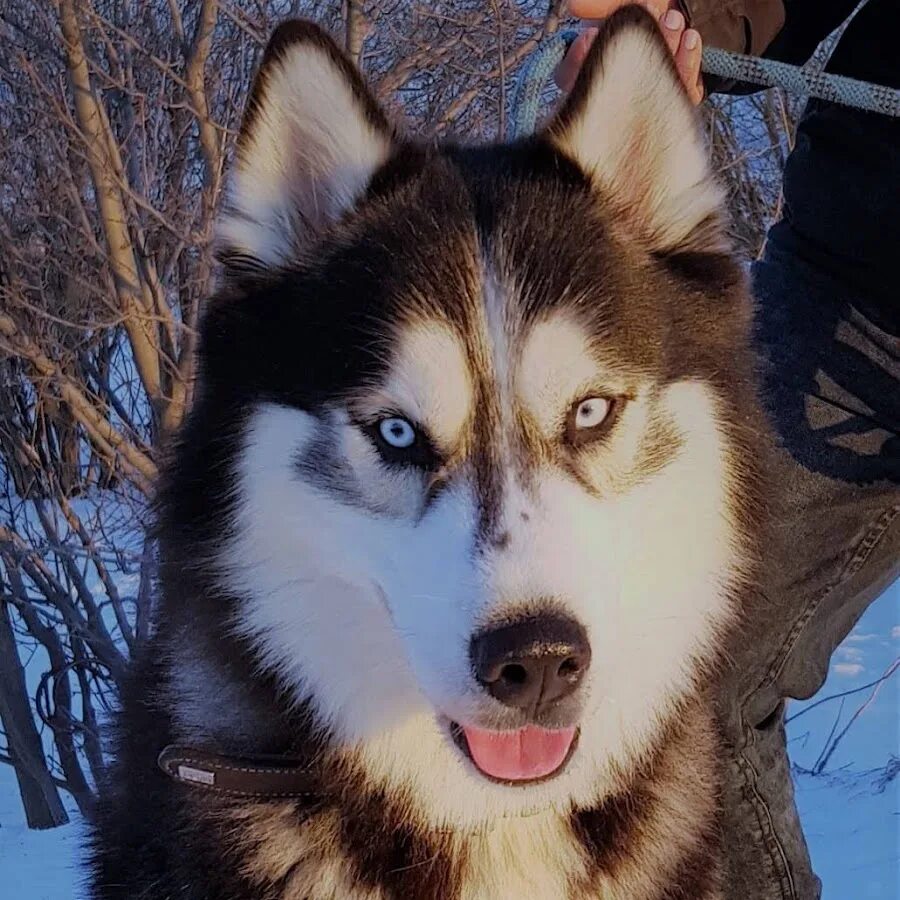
top-left (718, 240), bottom-right (899, 898)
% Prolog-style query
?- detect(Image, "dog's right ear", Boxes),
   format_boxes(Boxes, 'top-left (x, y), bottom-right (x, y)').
top-left (217, 21), bottom-right (395, 274)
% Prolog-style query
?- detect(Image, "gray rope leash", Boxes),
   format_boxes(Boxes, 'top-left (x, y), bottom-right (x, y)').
top-left (507, 29), bottom-right (900, 140)
top-left (507, 29), bottom-right (578, 140)
top-left (702, 46), bottom-right (900, 118)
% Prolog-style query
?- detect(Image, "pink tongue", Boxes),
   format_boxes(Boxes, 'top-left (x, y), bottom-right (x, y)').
top-left (462, 725), bottom-right (576, 781)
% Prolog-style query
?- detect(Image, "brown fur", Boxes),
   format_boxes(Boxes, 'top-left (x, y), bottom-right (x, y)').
top-left (88, 8), bottom-right (765, 899)
top-left (154, 699), bottom-right (722, 900)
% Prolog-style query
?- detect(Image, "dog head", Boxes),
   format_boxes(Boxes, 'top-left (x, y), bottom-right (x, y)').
top-left (171, 7), bottom-right (759, 828)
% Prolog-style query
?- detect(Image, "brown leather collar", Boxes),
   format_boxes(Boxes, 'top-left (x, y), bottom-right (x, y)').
top-left (157, 745), bottom-right (320, 800)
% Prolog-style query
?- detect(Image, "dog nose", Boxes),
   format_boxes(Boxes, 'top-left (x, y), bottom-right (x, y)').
top-left (470, 614), bottom-right (591, 711)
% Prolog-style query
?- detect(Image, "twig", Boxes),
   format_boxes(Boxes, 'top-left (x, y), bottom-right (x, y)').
top-left (786, 659), bottom-right (900, 724)
top-left (813, 659), bottom-right (900, 774)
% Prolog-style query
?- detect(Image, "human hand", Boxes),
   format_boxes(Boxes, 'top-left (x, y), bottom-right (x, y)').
top-left (555, 1), bottom-right (704, 105)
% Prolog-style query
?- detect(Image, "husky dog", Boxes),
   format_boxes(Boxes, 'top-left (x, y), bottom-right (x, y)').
top-left (89, 6), bottom-right (766, 899)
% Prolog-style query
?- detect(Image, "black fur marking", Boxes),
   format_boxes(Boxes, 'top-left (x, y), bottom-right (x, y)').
top-left (292, 422), bottom-right (361, 503)
top-left (86, 655), bottom-right (323, 900)
top-left (337, 786), bottom-right (466, 899)
top-left (571, 781), bottom-right (654, 877)
top-left (470, 394), bottom-right (506, 549)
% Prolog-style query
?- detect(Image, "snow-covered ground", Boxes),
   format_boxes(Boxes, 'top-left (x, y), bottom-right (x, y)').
top-left (787, 578), bottom-right (900, 899)
top-left (2, 580), bottom-right (897, 898)
top-left (0, 776), bottom-right (84, 899)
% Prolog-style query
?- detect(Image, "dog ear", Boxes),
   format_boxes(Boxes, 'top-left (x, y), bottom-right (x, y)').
top-left (547, 6), bottom-right (726, 255)
top-left (217, 21), bottom-right (395, 273)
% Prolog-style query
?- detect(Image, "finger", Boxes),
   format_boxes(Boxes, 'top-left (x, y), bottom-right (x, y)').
top-left (569, 0), bottom-right (667, 20)
top-left (643, 0), bottom-right (670, 17)
top-left (554, 28), bottom-right (598, 92)
top-left (568, 0), bottom-right (623, 18)
top-left (675, 28), bottom-right (704, 105)
top-left (660, 7), bottom-right (686, 58)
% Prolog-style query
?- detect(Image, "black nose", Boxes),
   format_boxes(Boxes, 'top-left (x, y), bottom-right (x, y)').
top-left (470, 614), bottom-right (591, 711)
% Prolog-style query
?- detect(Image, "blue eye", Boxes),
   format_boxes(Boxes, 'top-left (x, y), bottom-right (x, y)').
top-left (368, 415), bottom-right (440, 470)
top-left (378, 417), bottom-right (416, 449)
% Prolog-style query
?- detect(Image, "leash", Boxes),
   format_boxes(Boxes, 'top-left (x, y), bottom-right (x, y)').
top-left (701, 46), bottom-right (900, 118)
top-left (508, 29), bottom-right (579, 140)
top-left (507, 28), bottom-right (900, 139)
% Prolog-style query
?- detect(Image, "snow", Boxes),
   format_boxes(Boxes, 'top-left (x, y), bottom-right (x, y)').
top-left (787, 577), bottom-right (900, 899)
top-left (2, 581), bottom-right (897, 898)
top-left (793, 771), bottom-right (898, 900)
top-left (0, 772), bottom-right (83, 899)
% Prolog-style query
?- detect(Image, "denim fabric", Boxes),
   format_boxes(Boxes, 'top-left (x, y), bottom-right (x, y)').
top-left (716, 242), bottom-right (899, 898)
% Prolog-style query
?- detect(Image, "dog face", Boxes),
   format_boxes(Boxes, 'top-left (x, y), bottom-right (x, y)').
top-left (182, 9), bottom-right (757, 827)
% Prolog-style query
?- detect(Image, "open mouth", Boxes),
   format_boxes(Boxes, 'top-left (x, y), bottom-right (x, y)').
top-left (450, 722), bottom-right (579, 784)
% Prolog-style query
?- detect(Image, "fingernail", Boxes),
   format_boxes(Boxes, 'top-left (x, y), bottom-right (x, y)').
top-left (684, 29), bottom-right (699, 49)
top-left (663, 9), bottom-right (684, 30)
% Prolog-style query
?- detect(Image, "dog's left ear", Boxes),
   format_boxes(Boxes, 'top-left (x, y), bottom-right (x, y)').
top-left (547, 6), bottom-right (726, 255)
top-left (217, 21), bottom-right (395, 272)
